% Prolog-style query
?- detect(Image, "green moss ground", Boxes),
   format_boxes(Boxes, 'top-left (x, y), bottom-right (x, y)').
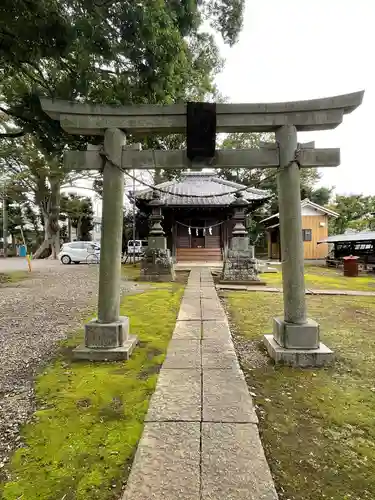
top-left (0, 271), bottom-right (29, 285)
top-left (121, 263), bottom-right (142, 280)
top-left (225, 291), bottom-right (375, 500)
top-left (260, 265), bottom-right (375, 291)
top-left (121, 263), bottom-right (189, 285)
top-left (1, 284), bottom-right (183, 500)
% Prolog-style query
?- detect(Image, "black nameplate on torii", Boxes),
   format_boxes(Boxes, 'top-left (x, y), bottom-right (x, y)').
top-left (186, 102), bottom-right (216, 163)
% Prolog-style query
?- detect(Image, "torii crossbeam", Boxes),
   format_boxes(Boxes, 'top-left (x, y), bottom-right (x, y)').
top-left (41, 91), bottom-right (363, 135)
top-left (40, 91), bottom-right (364, 366)
top-left (64, 143), bottom-right (340, 171)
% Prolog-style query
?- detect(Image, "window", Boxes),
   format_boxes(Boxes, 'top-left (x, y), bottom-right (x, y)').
top-left (84, 243), bottom-right (97, 250)
top-left (69, 242), bottom-right (84, 249)
top-left (86, 243), bottom-right (99, 253)
top-left (302, 229), bottom-right (312, 242)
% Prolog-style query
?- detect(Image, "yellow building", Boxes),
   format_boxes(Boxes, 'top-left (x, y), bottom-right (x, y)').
top-left (262, 199), bottom-right (339, 261)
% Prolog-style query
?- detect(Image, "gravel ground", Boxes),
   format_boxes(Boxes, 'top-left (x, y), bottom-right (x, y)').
top-left (0, 263), bottom-right (147, 471)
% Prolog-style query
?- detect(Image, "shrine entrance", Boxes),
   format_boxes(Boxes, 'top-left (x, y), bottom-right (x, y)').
top-left (191, 235), bottom-right (205, 249)
top-left (40, 91), bottom-right (364, 366)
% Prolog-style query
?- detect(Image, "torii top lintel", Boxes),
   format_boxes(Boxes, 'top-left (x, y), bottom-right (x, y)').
top-left (40, 91), bottom-right (364, 136)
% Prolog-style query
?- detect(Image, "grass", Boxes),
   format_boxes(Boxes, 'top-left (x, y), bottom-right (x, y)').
top-left (121, 263), bottom-right (189, 285)
top-left (224, 291), bottom-right (375, 500)
top-left (0, 271), bottom-right (29, 285)
top-left (260, 265), bottom-right (375, 291)
top-left (1, 284), bottom-right (184, 500)
top-left (121, 263), bottom-right (142, 281)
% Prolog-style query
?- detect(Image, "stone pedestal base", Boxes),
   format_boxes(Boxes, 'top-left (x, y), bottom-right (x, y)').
top-left (273, 317), bottom-right (320, 349)
top-left (263, 335), bottom-right (334, 367)
top-left (141, 248), bottom-right (175, 282)
top-left (256, 260), bottom-right (279, 274)
top-left (221, 249), bottom-right (260, 283)
top-left (73, 337), bottom-right (138, 361)
top-left (73, 316), bottom-right (138, 361)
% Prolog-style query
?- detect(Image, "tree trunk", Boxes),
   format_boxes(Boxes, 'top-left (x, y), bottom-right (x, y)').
top-left (2, 195), bottom-right (8, 257)
top-left (68, 218), bottom-right (72, 241)
top-left (33, 212), bottom-right (51, 258)
top-left (50, 175), bottom-right (61, 258)
top-left (77, 216), bottom-right (82, 240)
top-left (33, 175), bottom-right (61, 259)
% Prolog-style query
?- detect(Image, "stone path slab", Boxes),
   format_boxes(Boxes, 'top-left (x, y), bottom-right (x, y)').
top-left (217, 284), bottom-right (375, 296)
top-left (200, 288), bottom-right (218, 299)
top-left (203, 369), bottom-right (258, 423)
top-left (201, 423), bottom-right (278, 500)
top-left (202, 340), bottom-right (240, 370)
top-left (307, 289), bottom-right (375, 296)
top-left (201, 302), bottom-right (228, 321)
top-left (146, 369), bottom-right (201, 422)
top-left (163, 339), bottom-right (201, 369)
top-left (122, 422), bottom-right (200, 500)
top-left (122, 268), bottom-right (278, 500)
top-left (202, 320), bottom-right (230, 340)
top-left (178, 298), bottom-right (202, 316)
top-left (173, 320), bottom-right (202, 339)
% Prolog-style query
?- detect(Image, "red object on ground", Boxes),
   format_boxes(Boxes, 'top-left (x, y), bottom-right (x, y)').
top-left (343, 255), bottom-right (359, 277)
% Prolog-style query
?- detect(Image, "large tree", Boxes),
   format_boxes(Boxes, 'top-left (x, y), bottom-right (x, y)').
top-left (60, 193), bottom-right (94, 241)
top-left (328, 195), bottom-right (375, 235)
top-left (0, 1), bottom-right (243, 136)
top-left (219, 132), bottom-right (333, 214)
top-left (217, 132), bottom-right (334, 245)
top-left (0, 0), bottom-right (70, 67)
top-left (0, 0), bottom-right (245, 256)
top-left (0, 136), bottom-right (77, 257)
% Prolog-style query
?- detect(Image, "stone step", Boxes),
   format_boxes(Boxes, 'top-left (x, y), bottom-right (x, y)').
top-left (177, 248), bottom-right (223, 262)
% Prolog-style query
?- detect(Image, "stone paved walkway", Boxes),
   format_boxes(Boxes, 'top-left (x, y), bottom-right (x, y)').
top-left (217, 284), bottom-right (375, 296)
top-left (122, 268), bottom-right (278, 500)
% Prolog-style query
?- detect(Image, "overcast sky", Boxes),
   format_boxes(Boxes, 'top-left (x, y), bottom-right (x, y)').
top-left (79, 1), bottom-right (374, 214)
top-left (215, 0), bottom-right (374, 195)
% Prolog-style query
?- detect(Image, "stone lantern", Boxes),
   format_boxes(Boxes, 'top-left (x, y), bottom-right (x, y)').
top-left (140, 190), bottom-right (175, 281)
top-left (148, 190), bottom-right (166, 249)
top-left (221, 192), bottom-right (259, 283)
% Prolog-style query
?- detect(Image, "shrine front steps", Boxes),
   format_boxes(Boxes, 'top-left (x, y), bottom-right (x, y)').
top-left (121, 267), bottom-right (278, 500)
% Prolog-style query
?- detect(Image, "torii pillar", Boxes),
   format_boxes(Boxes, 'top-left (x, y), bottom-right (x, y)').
top-left (76, 129), bottom-right (138, 360)
top-left (262, 126), bottom-right (330, 366)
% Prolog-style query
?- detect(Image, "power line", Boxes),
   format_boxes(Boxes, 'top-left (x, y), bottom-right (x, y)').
top-left (101, 151), bottom-right (280, 199)
top-left (124, 168), bottom-right (277, 198)
top-left (101, 145), bottom-right (303, 202)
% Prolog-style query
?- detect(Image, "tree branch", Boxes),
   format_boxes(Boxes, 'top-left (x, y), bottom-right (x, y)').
top-left (19, 63), bottom-right (53, 95)
top-left (0, 130), bottom-right (25, 138)
top-left (24, 62), bottom-right (54, 97)
top-left (0, 106), bottom-right (35, 125)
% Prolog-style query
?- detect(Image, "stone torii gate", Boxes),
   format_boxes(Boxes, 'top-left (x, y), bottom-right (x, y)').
top-left (41, 91), bottom-right (364, 366)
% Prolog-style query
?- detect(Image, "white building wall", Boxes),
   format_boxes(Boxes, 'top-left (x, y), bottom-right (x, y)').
top-left (301, 205), bottom-right (321, 216)
top-left (91, 216), bottom-right (102, 243)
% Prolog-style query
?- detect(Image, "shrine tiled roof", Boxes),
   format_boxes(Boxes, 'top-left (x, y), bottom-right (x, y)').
top-left (134, 171), bottom-right (271, 206)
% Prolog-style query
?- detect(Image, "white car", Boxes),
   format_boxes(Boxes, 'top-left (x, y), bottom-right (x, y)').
top-left (58, 241), bottom-right (100, 265)
top-left (127, 239), bottom-right (148, 255)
